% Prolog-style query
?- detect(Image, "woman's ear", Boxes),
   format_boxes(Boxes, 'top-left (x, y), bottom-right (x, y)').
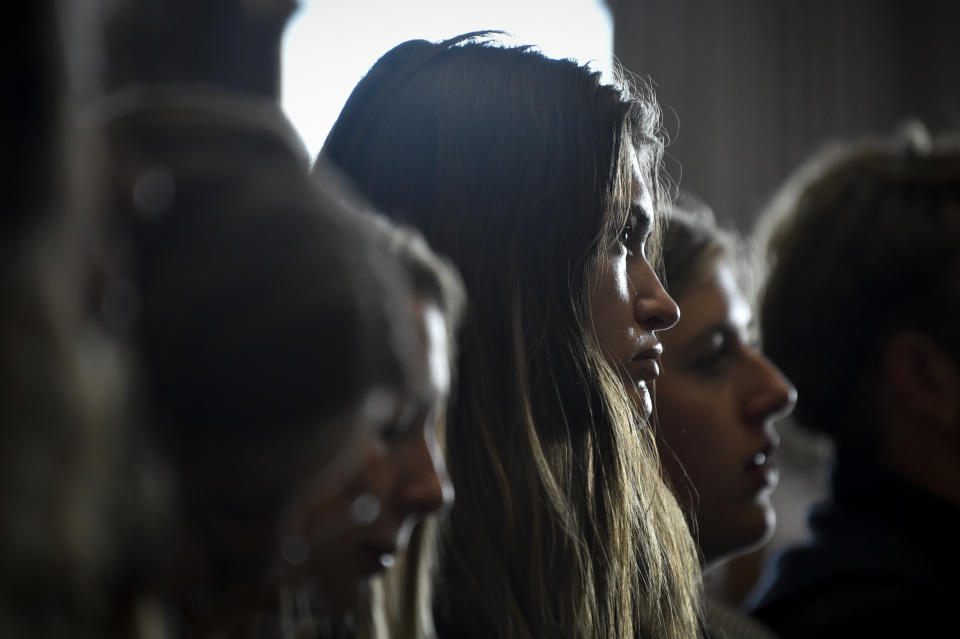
top-left (883, 332), bottom-right (959, 433)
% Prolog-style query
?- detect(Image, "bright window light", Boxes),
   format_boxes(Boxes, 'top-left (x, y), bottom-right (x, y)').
top-left (281, 0), bottom-right (613, 158)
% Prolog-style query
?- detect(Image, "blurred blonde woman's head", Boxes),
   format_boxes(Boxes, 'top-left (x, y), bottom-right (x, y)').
top-left (101, 99), bottom-right (460, 637)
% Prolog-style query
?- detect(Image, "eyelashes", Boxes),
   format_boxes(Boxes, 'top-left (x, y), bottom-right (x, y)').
top-left (377, 405), bottom-right (435, 445)
top-left (618, 204), bottom-right (653, 256)
top-left (619, 215), bottom-right (651, 255)
top-left (378, 418), bottom-right (412, 443)
top-left (688, 330), bottom-right (736, 376)
top-left (620, 209), bottom-right (637, 243)
top-left (376, 402), bottom-right (416, 443)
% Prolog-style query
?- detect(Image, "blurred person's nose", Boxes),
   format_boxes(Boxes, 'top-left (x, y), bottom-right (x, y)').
top-left (396, 430), bottom-right (454, 520)
top-left (742, 347), bottom-right (797, 428)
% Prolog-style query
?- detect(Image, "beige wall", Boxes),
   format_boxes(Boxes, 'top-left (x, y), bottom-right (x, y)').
top-left (609, 0), bottom-right (960, 230)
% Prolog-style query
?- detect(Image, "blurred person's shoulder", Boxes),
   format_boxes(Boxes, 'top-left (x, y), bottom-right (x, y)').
top-left (706, 599), bottom-right (779, 639)
top-left (751, 454), bottom-right (959, 639)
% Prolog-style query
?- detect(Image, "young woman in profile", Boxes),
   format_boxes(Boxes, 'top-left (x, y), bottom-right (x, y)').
top-left (320, 33), bottom-right (703, 639)
top-left (655, 197), bottom-right (796, 638)
top-left (100, 94), bottom-right (464, 638)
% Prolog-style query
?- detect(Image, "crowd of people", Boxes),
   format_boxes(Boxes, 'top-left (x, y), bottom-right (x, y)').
top-left (4, 2), bottom-right (957, 638)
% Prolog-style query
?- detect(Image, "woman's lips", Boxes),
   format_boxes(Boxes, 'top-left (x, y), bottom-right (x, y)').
top-left (744, 447), bottom-right (779, 488)
top-left (753, 451), bottom-right (768, 466)
top-left (629, 355), bottom-right (661, 381)
top-left (630, 343), bottom-right (663, 382)
top-left (357, 544), bottom-right (398, 575)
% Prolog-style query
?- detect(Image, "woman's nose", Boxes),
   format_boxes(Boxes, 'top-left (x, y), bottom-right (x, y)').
top-left (743, 349), bottom-right (798, 424)
top-left (396, 432), bottom-right (454, 519)
top-left (633, 262), bottom-right (681, 332)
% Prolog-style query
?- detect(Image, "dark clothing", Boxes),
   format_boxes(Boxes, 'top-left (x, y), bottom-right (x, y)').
top-left (706, 599), bottom-right (779, 639)
top-left (750, 452), bottom-right (957, 638)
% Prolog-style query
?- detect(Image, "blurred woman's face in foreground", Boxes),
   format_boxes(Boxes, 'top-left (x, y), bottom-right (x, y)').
top-left (288, 297), bottom-right (454, 609)
top-left (655, 258), bottom-right (795, 566)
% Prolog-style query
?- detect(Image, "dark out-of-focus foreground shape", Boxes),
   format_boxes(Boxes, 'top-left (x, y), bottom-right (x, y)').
top-left (104, 0), bottom-right (298, 99)
top-left (1, 1), bottom-right (133, 637)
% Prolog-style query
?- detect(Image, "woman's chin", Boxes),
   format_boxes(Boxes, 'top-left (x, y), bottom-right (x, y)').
top-left (700, 503), bottom-right (776, 568)
top-left (634, 381), bottom-right (654, 418)
top-left (315, 577), bottom-right (370, 612)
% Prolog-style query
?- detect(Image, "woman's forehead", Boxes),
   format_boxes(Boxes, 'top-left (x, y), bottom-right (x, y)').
top-left (628, 146), bottom-right (654, 212)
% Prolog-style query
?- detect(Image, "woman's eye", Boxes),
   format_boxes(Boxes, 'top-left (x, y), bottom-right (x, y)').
top-left (378, 410), bottom-right (415, 443)
top-left (378, 405), bottom-right (431, 444)
top-left (377, 420), bottom-right (409, 443)
top-left (619, 207), bottom-right (654, 258)
top-left (690, 331), bottom-right (736, 376)
top-left (692, 351), bottom-right (729, 375)
top-left (620, 214), bottom-right (643, 250)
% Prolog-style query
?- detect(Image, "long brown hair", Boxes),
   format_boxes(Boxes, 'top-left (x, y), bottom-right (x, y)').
top-left (321, 34), bottom-right (702, 639)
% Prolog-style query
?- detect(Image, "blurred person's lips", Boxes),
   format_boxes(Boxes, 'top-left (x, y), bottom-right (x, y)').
top-left (744, 441), bottom-right (779, 488)
top-left (356, 542), bottom-right (398, 575)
